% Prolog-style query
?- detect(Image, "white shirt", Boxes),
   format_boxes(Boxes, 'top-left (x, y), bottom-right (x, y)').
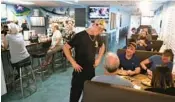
top-left (51, 30), bottom-right (63, 47)
top-left (6, 33), bottom-right (30, 63)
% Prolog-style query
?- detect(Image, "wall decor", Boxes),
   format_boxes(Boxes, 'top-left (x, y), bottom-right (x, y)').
top-left (13, 5), bottom-right (31, 16)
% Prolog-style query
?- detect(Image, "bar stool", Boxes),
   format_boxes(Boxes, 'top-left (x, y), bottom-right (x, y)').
top-left (12, 57), bottom-right (37, 98)
top-left (51, 50), bottom-right (66, 71)
top-left (31, 50), bottom-right (48, 81)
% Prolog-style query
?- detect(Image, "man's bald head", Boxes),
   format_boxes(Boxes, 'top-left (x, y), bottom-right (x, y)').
top-left (104, 52), bottom-right (120, 73)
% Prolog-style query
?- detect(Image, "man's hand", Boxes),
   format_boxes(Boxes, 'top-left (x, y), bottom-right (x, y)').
top-left (147, 69), bottom-right (152, 76)
top-left (93, 58), bottom-right (101, 68)
top-left (127, 70), bottom-right (136, 76)
top-left (72, 62), bottom-right (83, 72)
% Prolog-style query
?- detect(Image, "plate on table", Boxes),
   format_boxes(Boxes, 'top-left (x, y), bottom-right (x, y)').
top-left (141, 79), bottom-right (151, 87)
top-left (116, 70), bottom-right (128, 76)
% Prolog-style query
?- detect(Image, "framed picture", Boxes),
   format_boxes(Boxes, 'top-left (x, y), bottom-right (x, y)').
top-left (110, 12), bottom-right (116, 30)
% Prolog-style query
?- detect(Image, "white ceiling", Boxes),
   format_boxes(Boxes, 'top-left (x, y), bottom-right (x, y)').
top-left (2, 0), bottom-right (170, 12)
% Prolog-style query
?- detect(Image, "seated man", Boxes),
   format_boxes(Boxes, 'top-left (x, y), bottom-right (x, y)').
top-left (118, 43), bottom-right (141, 76)
top-left (92, 52), bottom-right (133, 88)
top-left (140, 49), bottom-right (173, 77)
top-left (41, 23), bottom-right (63, 68)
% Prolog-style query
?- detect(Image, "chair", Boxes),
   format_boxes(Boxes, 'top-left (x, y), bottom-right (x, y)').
top-left (150, 40), bottom-right (163, 52)
top-left (126, 39), bottom-right (163, 52)
top-left (152, 35), bottom-right (158, 40)
top-left (83, 81), bottom-right (175, 102)
top-left (12, 57), bottom-right (37, 98)
top-left (51, 50), bottom-right (66, 72)
top-left (30, 50), bottom-right (48, 81)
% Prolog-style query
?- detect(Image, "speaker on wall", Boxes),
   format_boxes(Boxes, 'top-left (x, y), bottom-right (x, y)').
top-left (75, 8), bottom-right (86, 27)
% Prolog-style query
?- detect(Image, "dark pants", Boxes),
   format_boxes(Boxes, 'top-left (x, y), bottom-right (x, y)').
top-left (70, 68), bottom-right (95, 102)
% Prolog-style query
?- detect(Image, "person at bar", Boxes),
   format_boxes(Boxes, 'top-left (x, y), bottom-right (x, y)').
top-left (3, 22), bottom-right (30, 79)
top-left (41, 23), bottom-right (63, 68)
top-left (63, 19), bottom-right (105, 102)
top-left (145, 66), bottom-right (175, 96)
top-left (92, 52), bottom-right (133, 87)
top-left (21, 19), bottom-right (29, 34)
top-left (140, 49), bottom-right (174, 77)
top-left (118, 42), bottom-right (141, 76)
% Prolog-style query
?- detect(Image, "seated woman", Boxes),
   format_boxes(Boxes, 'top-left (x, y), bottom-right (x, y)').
top-left (41, 23), bottom-right (63, 68)
top-left (136, 36), bottom-right (151, 51)
top-left (140, 49), bottom-right (174, 77)
top-left (3, 22), bottom-right (30, 79)
top-left (138, 30), bottom-right (152, 41)
top-left (118, 43), bottom-right (141, 76)
top-left (145, 66), bottom-right (175, 96)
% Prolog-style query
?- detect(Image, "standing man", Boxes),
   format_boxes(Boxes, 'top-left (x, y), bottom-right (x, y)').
top-left (21, 19), bottom-right (29, 34)
top-left (63, 19), bottom-right (106, 102)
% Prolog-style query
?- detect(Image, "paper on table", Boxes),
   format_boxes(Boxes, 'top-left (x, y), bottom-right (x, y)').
top-left (133, 85), bottom-right (141, 90)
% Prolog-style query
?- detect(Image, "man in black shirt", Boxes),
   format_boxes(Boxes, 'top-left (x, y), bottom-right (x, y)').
top-left (21, 20), bottom-right (29, 34)
top-left (63, 19), bottom-right (106, 102)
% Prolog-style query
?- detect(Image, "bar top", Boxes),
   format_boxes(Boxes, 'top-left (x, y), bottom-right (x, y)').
top-left (1, 40), bottom-right (51, 52)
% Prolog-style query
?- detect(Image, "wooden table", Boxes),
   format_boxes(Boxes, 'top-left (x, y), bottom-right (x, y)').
top-left (119, 74), bottom-right (151, 89)
top-left (119, 74), bottom-right (175, 90)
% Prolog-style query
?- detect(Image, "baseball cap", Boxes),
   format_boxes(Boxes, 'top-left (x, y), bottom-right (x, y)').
top-left (127, 42), bottom-right (137, 49)
top-left (94, 19), bottom-right (106, 31)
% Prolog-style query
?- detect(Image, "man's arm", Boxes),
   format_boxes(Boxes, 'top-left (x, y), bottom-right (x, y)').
top-left (63, 43), bottom-right (76, 65)
top-left (94, 43), bottom-right (105, 67)
top-left (140, 59), bottom-right (152, 76)
top-left (134, 67), bottom-right (141, 74)
top-left (3, 35), bottom-right (8, 50)
top-left (140, 59), bottom-right (150, 70)
top-left (63, 43), bottom-right (82, 72)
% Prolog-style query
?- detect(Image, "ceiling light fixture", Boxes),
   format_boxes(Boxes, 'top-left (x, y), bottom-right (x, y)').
top-left (3, 0), bottom-right (34, 5)
top-left (138, 1), bottom-right (151, 14)
top-left (59, 0), bottom-right (74, 4)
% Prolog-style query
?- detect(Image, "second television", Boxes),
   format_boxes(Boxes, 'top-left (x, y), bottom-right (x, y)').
top-left (89, 6), bottom-right (109, 19)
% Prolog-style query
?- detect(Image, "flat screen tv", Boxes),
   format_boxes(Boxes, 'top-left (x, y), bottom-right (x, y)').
top-left (89, 7), bottom-right (109, 19)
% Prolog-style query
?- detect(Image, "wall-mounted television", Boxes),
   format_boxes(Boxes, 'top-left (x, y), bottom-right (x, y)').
top-left (89, 6), bottom-right (109, 19)
top-left (30, 17), bottom-right (45, 26)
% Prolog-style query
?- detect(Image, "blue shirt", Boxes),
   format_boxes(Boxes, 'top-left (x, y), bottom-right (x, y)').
top-left (148, 55), bottom-right (173, 71)
top-left (118, 53), bottom-right (140, 71)
top-left (91, 75), bottom-right (133, 88)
